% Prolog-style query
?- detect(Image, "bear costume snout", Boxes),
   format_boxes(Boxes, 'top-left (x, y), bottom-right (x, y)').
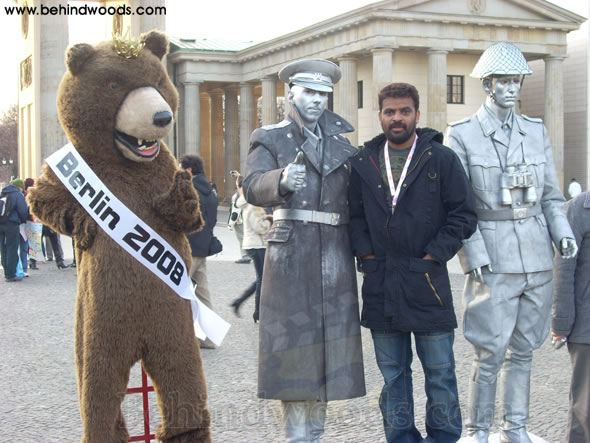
top-left (114, 86), bottom-right (173, 161)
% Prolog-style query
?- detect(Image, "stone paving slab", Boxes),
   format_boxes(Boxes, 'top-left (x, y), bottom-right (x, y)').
top-left (0, 255), bottom-right (571, 442)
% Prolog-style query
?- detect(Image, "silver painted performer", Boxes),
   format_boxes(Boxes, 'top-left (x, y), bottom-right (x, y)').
top-left (243, 59), bottom-right (365, 442)
top-left (445, 42), bottom-right (577, 443)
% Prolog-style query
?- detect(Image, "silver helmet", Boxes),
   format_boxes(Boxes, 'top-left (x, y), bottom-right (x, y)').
top-left (470, 42), bottom-right (532, 78)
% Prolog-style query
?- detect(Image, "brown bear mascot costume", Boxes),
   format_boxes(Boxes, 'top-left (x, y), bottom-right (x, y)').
top-left (27, 31), bottom-right (212, 442)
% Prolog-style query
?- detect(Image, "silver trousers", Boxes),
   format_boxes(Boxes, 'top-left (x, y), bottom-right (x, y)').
top-left (281, 400), bottom-right (327, 443)
top-left (462, 270), bottom-right (552, 437)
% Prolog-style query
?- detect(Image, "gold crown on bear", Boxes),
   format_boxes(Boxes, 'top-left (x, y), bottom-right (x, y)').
top-left (112, 29), bottom-right (145, 59)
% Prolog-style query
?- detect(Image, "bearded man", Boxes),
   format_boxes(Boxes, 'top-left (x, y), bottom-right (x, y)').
top-left (348, 82), bottom-right (477, 443)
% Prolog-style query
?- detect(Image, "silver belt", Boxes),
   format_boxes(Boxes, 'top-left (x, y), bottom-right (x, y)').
top-left (273, 208), bottom-right (347, 226)
top-left (476, 204), bottom-right (542, 221)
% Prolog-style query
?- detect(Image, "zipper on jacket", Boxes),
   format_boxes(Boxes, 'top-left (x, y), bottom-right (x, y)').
top-left (406, 146), bottom-right (432, 177)
top-left (425, 272), bottom-right (443, 306)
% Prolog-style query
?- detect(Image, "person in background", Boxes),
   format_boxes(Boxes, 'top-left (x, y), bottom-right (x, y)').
top-left (180, 154), bottom-right (219, 350)
top-left (568, 178), bottom-right (582, 200)
top-left (229, 170), bottom-right (251, 265)
top-left (11, 179), bottom-right (30, 277)
top-left (0, 179), bottom-right (28, 282)
top-left (552, 190), bottom-right (590, 443)
top-left (23, 178), bottom-right (67, 270)
top-left (232, 175), bottom-right (271, 323)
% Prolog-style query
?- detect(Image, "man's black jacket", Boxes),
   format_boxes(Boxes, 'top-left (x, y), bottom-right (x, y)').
top-left (348, 128), bottom-right (477, 331)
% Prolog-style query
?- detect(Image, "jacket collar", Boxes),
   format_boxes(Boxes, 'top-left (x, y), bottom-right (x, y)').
top-left (287, 107), bottom-right (356, 176)
top-left (475, 104), bottom-right (527, 159)
top-left (353, 128), bottom-right (439, 214)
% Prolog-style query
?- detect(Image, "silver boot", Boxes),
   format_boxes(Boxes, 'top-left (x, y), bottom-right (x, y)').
top-left (465, 380), bottom-right (497, 442)
top-left (499, 349), bottom-right (533, 443)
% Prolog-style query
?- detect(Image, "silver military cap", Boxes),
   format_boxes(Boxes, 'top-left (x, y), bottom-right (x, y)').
top-left (470, 42), bottom-right (532, 78)
top-left (278, 59), bottom-right (342, 93)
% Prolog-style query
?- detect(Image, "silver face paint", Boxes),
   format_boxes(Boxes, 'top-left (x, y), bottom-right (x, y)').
top-left (289, 85), bottom-right (328, 129)
top-left (490, 75), bottom-right (521, 109)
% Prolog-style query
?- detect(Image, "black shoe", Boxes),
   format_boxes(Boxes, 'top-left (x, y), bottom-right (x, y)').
top-left (29, 260), bottom-right (38, 270)
top-left (235, 257), bottom-right (251, 264)
top-left (56, 261), bottom-right (68, 269)
top-left (230, 300), bottom-right (242, 317)
top-left (69, 262), bottom-right (76, 268)
top-left (6, 276), bottom-right (23, 282)
top-left (253, 311), bottom-right (259, 323)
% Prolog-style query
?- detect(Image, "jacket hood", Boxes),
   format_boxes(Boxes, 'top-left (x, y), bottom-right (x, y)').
top-left (1, 185), bottom-right (21, 195)
top-left (192, 173), bottom-right (213, 196)
top-left (363, 127), bottom-right (443, 152)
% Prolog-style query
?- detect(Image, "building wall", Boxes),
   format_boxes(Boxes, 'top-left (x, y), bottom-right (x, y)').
top-left (521, 19), bottom-right (589, 191)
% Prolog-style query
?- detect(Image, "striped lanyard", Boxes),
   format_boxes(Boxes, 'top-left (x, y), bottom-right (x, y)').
top-left (384, 134), bottom-right (418, 213)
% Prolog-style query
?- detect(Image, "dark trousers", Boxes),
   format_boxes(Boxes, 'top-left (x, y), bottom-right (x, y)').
top-left (0, 222), bottom-right (20, 279)
top-left (567, 342), bottom-right (590, 443)
top-left (42, 226), bottom-right (64, 264)
top-left (246, 248), bottom-right (266, 319)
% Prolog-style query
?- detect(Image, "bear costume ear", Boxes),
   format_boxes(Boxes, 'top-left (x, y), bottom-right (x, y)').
top-left (65, 43), bottom-right (95, 75)
top-left (141, 30), bottom-right (169, 60)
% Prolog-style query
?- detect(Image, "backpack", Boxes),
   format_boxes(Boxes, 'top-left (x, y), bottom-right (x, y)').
top-left (0, 191), bottom-right (11, 223)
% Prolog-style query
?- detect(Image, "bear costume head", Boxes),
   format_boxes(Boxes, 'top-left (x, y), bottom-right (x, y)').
top-left (59, 30), bottom-right (178, 165)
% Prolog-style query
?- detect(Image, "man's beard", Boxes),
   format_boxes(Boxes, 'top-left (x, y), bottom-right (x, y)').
top-left (384, 120), bottom-right (417, 146)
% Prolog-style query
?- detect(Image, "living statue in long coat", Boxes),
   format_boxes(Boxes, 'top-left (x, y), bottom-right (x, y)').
top-left (445, 42), bottom-right (577, 443)
top-left (243, 59), bottom-right (366, 441)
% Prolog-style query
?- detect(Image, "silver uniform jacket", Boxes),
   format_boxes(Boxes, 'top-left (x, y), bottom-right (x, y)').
top-left (446, 105), bottom-right (574, 274)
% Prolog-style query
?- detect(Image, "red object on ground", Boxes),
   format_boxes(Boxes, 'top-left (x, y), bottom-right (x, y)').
top-left (127, 366), bottom-right (155, 442)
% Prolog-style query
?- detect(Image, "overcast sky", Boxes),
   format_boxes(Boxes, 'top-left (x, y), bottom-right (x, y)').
top-left (0, 0), bottom-right (586, 113)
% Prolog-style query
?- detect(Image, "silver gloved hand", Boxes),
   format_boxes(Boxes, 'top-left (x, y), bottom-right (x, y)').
top-left (560, 237), bottom-right (578, 259)
top-left (279, 151), bottom-right (306, 194)
top-left (470, 264), bottom-right (493, 284)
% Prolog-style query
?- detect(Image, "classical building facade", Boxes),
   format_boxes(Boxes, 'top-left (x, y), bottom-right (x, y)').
top-left (521, 1), bottom-right (590, 191)
top-left (17, 0), bottom-right (585, 201)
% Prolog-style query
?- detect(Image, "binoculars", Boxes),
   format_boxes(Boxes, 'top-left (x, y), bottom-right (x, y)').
top-left (500, 164), bottom-right (537, 206)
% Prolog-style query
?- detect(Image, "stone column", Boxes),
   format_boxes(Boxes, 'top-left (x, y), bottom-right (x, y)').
top-left (338, 56), bottom-right (358, 146)
top-left (544, 55), bottom-right (566, 190)
top-left (427, 49), bottom-right (448, 132)
top-left (210, 90), bottom-right (225, 198)
top-left (40, 0), bottom-right (69, 164)
top-left (183, 82), bottom-right (201, 156)
top-left (261, 76), bottom-right (278, 126)
top-left (200, 94), bottom-right (211, 177)
top-left (239, 82), bottom-right (255, 174)
top-left (224, 86), bottom-right (240, 202)
top-left (175, 82), bottom-right (184, 158)
top-left (130, 0), bottom-right (166, 34)
top-left (371, 48), bottom-right (394, 135)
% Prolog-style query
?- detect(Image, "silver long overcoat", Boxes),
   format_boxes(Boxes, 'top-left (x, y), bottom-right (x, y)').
top-left (446, 105), bottom-right (574, 274)
top-left (243, 109), bottom-right (366, 401)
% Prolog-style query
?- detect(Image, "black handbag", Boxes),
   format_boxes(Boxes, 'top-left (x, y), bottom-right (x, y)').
top-left (207, 236), bottom-right (223, 256)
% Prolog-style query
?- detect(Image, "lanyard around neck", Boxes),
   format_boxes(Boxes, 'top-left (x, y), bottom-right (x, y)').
top-left (384, 134), bottom-right (418, 213)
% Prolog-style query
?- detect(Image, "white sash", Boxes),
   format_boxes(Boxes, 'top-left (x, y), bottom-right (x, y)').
top-left (46, 143), bottom-right (230, 345)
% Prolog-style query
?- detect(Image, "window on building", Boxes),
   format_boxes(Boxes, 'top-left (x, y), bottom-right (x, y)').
top-left (447, 75), bottom-right (464, 104)
top-left (358, 81), bottom-right (363, 109)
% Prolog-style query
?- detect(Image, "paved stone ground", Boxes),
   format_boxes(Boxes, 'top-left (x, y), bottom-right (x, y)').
top-left (0, 220), bottom-right (572, 442)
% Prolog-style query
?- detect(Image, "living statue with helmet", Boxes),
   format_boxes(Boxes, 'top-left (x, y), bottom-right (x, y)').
top-left (445, 42), bottom-right (577, 442)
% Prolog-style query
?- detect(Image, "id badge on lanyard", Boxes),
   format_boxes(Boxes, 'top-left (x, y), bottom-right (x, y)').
top-left (384, 135), bottom-right (418, 215)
